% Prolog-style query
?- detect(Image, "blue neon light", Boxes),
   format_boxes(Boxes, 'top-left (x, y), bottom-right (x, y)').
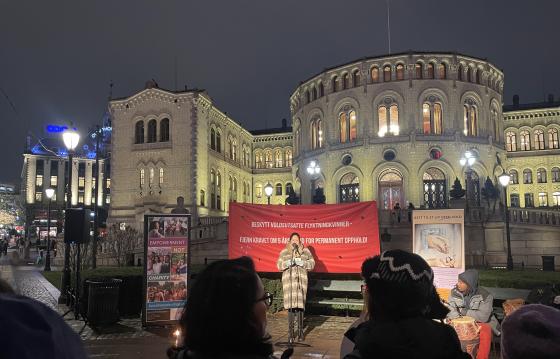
top-left (87, 151), bottom-right (96, 159)
top-left (46, 125), bottom-right (68, 133)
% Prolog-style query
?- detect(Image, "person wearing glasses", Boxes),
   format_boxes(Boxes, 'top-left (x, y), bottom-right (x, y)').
top-left (277, 232), bottom-right (315, 343)
top-left (167, 256), bottom-right (290, 359)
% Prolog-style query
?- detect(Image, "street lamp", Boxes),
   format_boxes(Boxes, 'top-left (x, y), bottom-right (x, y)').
top-left (306, 160), bottom-right (321, 203)
top-left (264, 182), bottom-right (273, 205)
top-left (498, 171), bottom-right (514, 271)
top-left (44, 188), bottom-right (55, 271)
top-left (60, 127), bottom-right (80, 303)
top-left (460, 151), bottom-right (477, 207)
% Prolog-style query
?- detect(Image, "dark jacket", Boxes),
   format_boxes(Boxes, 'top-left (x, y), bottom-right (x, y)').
top-left (343, 317), bottom-right (470, 359)
top-left (168, 347), bottom-right (288, 359)
top-left (447, 269), bottom-right (501, 335)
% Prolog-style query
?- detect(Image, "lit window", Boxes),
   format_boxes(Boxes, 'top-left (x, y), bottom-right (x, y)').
top-left (285, 149), bottom-right (293, 167)
top-left (265, 150), bottom-right (273, 168)
top-left (396, 64), bottom-right (404, 80)
top-left (538, 192), bottom-right (548, 207)
top-left (463, 101), bottom-right (478, 136)
top-left (105, 194), bottom-right (111, 204)
top-left (537, 168), bottom-right (547, 183)
top-left (422, 102), bottom-right (443, 135)
top-left (78, 177), bottom-right (85, 188)
top-left (506, 131), bottom-right (517, 151)
top-left (339, 108), bottom-right (357, 143)
top-left (255, 151), bottom-right (264, 169)
top-left (106, 178), bottom-right (111, 189)
top-left (159, 168), bottom-right (164, 185)
top-left (534, 129), bottom-right (545, 150)
top-left (35, 192), bottom-right (42, 202)
top-left (548, 128), bottom-right (559, 149)
top-left (274, 149), bottom-right (283, 167)
top-left (50, 175), bottom-right (58, 187)
top-left (523, 169), bottom-right (532, 184)
top-left (383, 65), bottom-right (391, 82)
top-left (149, 168), bottom-right (154, 187)
top-left (551, 167), bottom-right (560, 182)
top-left (371, 67), bottom-right (379, 82)
top-left (311, 118), bottom-right (323, 149)
top-left (520, 130), bottom-right (531, 150)
top-left (36, 175), bottom-right (43, 187)
top-left (509, 170), bottom-right (518, 184)
top-left (378, 102), bottom-right (399, 137)
top-left (552, 192), bottom-right (560, 207)
top-left (255, 183), bottom-right (263, 198)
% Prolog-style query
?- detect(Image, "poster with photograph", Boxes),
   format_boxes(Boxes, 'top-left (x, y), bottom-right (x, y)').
top-left (143, 214), bottom-right (190, 327)
top-left (412, 209), bottom-right (464, 289)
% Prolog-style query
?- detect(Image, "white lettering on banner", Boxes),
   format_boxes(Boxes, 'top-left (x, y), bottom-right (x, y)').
top-left (239, 236), bottom-right (368, 245)
top-left (250, 221), bottom-right (352, 229)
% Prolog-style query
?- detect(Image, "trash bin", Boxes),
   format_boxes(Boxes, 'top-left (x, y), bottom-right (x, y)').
top-left (542, 256), bottom-right (555, 272)
top-left (85, 278), bottom-right (122, 325)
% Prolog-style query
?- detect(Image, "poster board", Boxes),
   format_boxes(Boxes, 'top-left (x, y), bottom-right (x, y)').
top-left (412, 209), bottom-right (465, 289)
top-left (142, 214), bottom-right (191, 327)
top-left (228, 201), bottom-right (380, 273)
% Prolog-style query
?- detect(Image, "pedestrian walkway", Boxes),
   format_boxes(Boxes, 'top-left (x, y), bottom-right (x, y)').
top-left (0, 249), bottom-right (353, 358)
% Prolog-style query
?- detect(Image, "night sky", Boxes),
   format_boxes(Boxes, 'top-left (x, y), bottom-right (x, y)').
top-left (1, 0), bottom-right (559, 184)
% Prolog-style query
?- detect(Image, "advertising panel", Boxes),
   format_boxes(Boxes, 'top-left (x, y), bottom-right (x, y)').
top-left (143, 214), bottom-right (190, 327)
top-left (412, 209), bottom-right (465, 289)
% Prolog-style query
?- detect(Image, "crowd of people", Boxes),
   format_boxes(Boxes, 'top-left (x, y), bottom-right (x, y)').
top-left (1, 233), bottom-right (558, 358)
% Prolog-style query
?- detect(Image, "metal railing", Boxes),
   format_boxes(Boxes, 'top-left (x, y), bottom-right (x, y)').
top-left (509, 207), bottom-right (560, 226)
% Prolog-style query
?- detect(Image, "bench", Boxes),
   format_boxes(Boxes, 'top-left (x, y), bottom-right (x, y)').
top-left (307, 279), bottom-right (363, 316)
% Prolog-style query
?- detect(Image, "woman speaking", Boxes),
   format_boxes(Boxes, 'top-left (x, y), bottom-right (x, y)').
top-left (276, 232), bottom-right (315, 343)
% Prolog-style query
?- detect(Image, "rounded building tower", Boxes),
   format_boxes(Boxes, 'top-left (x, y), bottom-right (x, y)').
top-left (290, 52), bottom-right (505, 216)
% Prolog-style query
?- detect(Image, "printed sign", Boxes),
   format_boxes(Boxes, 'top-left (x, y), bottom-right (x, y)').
top-left (229, 202), bottom-right (380, 273)
top-left (412, 209), bottom-right (465, 289)
top-left (143, 214), bottom-right (190, 326)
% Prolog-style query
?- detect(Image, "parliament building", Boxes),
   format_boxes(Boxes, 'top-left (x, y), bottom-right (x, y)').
top-left (106, 52), bottom-right (559, 268)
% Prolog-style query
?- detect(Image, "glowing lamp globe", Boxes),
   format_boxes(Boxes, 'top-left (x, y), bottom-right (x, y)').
top-left (62, 128), bottom-right (80, 151)
top-left (498, 173), bottom-right (511, 187)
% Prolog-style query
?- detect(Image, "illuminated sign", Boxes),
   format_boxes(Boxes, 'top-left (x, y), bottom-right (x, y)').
top-left (46, 125), bottom-right (68, 133)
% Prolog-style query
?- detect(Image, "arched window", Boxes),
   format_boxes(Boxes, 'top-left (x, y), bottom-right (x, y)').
top-left (200, 189), bottom-right (205, 206)
top-left (255, 183), bottom-right (263, 198)
top-left (149, 167), bottom-right (154, 187)
top-left (339, 173), bottom-right (359, 203)
top-left (264, 150), bottom-right (273, 168)
top-left (415, 63), bottom-right (423, 79)
top-left (147, 119), bottom-right (157, 143)
top-left (378, 169), bottom-right (403, 210)
top-left (160, 118), bottom-right (170, 142)
top-left (396, 64), bottom-right (405, 80)
top-left (422, 101), bottom-right (443, 135)
top-left (523, 169), bottom-right (532, 184)
top-left (286, 182), bottom-right (293, 195)
top-left (458, 65), bottom-right (464, 81)
top-left (255, 151), bottom-right (264, 169)
top-left (491, 108), bottom-right (500, 141)
top-left (371, 67), bottom-right (379, 82)
top-left (552, 167), bottom-right (560, 182)
top-left (318, 83), bottom-right (324, 97)
top-left (135, 121), bottom-right (144, 144)
top-left (534, 129), bottom-right (545, 150)
top-left (520, 130), bottom-right (530, 150)
top-left (210, 169), bottom-right (216, 209)
top-left (275, 183), bottom-right (283, 196)
top-left (140, 168), bottom-right (145, 187)
top-left (509, 170), bottom-right (519, 184)
top-left (422, 167), bottom-right (447, 208)
top-left (427, 63), bottom-right (435, 79)
top-left (352, 70), bottom-right (360, 87)
top-left (332, 76), bottom-right (338, 93)
top-left (476, 69), bottom-right (481, 84)
top-left (295, 127), bottom-right (300, 156)
top-left (506, 131), bottom-right (517, 151)
top-left (285, 148), bottom-right (293, 167)
top-left (378, 100), bottom-right (399, 137)
top-left (312, 86), bottom-right (317, 100)
top-left (216, 131), bottom-right (222, 153)
top-left (210, 128), bottom-right (216, 150)
top-left (228, 136), bottom-right (237, 161)
top-left (305, 90), bottom-right (310, 104)
top-left (339, 107), bottom-right (357, 143)
top-left (438, 63), bottom-right (447, 79)
top-left (548, 128), bottom-right (559, 149)
top-left (383, 65), bottom-right (391, 82)
top-left (342, 73), bottom-right (349, 90)
top-left (463, 100), bottom-right (478, 136)
top-left (274, 149), bottom-right (283, 167)
top-left (537, 168), bottom-right (547, 183)
top-left (467, 67), bottom-right (473, 82)
top-left (216, 171), bottom-right (222, 210)
top-left (310, 118), bottom-right (323, 149)
top-left (159, 167), bottom-right (164, 186)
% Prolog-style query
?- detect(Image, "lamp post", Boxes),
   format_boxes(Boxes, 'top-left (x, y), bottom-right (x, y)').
top-left (306, 160), bottom-right (321, 203)
top-left (460, 151), bottom-right (477, 208)
top-left (60, 128), bottom-right (80, 303)
top-left (498, 171), bottom-right (513, 271)
top-left (44, 188), bottom-right (55, 271)
top-left (264, 182), bottom-right (273, 205)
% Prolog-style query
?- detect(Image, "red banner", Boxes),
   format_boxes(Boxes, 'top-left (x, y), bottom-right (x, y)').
top-left (228, 201), bottom-right (380, 273)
